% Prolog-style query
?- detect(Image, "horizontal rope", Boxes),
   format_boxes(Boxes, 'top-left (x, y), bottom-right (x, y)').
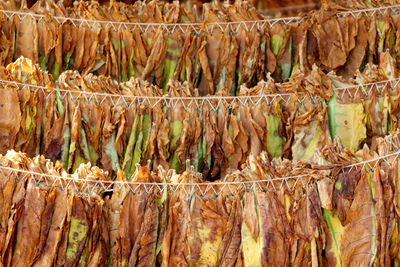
top-left (0, 77), bottom-right (399, 111)
top-left (334, 78), bottom-right (400, 99)
top-left (1, 150), bottom-right (399, 196)
top-left (0, 4), bottom-right (399, 34)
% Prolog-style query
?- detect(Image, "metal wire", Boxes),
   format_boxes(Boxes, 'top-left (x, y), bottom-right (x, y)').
top-left (344, 150), bottom-right (400, 173)
top-left (0, 79), bottom-right (294, 111)
top-left (333, 78), bottom-right (400, 100)
top-left (0, 77), bottom-right (399, 111)
top-left (1, 150), bottom-right (398, 196)
top-left (0, 4), bottom-right (399, 34)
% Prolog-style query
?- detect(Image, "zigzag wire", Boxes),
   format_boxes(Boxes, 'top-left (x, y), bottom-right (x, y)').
top-left (0, 4), bottom-right (400, 34)
top-left (0, 78), bottom-right (398, 111)
top-left (1, 150), bottom-right (399, 196)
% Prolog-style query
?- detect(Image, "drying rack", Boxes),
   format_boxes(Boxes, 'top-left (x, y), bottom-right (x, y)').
top-left (1, 150), bottom-right (398, 196)
top-left (0, 4), bottom-right (399, 34)
top-left (0, 77), bottom-right (398, 111)
top-left (0, 4), bottom-right (399, 196)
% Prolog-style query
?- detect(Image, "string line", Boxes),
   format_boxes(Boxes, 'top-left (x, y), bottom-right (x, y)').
top-left (0, 149), bottom-right (398, 193)
top-left (0, 4), bottom-right (399, 33)
top-left (0, 77), bottom-right (398, 110)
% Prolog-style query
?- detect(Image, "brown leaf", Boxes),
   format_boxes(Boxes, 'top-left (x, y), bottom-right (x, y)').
top-left (0, 86), bottom-right (21, 154)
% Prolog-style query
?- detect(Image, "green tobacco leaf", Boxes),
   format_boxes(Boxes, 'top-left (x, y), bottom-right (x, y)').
top-left (25, 105), bottom-right (36, 136)
top-left (180, 62), bottom-right (186, 81)
top-left (194, 136), bottom-right (204, 172)
top-left (162, 38), bottom-right (180, 92)
top-left (111, 37), bottom-right (119, 52)
top-left (39, 55), bottom-right (49, 71)
top-left (170, 151), bottom-right (180, 173)
top-left (80, 128), bottom-right (91, 164)
top-left (291, 63), bottom-right (300, 78)
top-left (88, 144), bottom-right (99, 167)
top-left (264, 112), bottom-right (282, 158)
top-left (68, 140), bottom-right (76, 171)
top-left (270, 34), bottom-right (284, 56)
top-left (377, 20), bottom-right (386, 53)
top-left (323, 209), bottom-right (344, 267)
top-left (328, 96), bottom-right (366, 152)
top-left (141, 113), bottom-right (151, 158)
top-left (128, 47), bottom-right (135, 79)
top-left (282, 38), bottom-right (292, 82)
top-left (66, 218), bottom-right (88, 260)
top-left (51, 60), bottom-right (60, 81)
top-left (56, 91), bottom-right (64, 116)
top-left (72, 152), bottom-right (86, 172)
top-left (120, 41), bottom-right (127, 82)
top-left (170, 120), bottom-right (183, 148)
top-left (105, 130), bottom-right (119, 173)
top-left (63, 51), bottom-right (72, 71)
top-left (123, 114), bottom-right (140, 177)
top-left (389, 28), bottom-right (395, 51)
